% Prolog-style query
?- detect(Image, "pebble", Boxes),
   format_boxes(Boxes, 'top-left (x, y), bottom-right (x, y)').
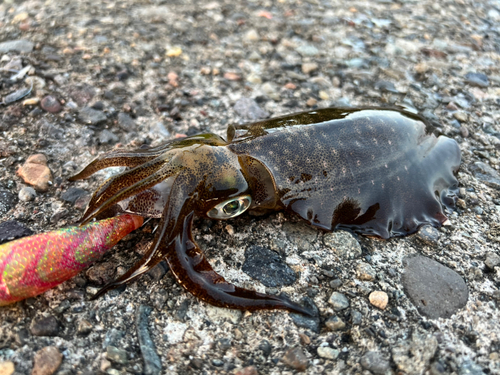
top-left (117, 112), bottom-right (136, 131)
top-left (325, 315), bottom-right (346, 331)
top-left (166, 46), bottom-right (182, 57)
top-left (453, 111), bottom-right (468, 122)
top-left (16, 154), bottom-right (53, 192)
top-left (484, 252), bottom-right (500, 269)
top-left (61, 187), bottom-right (89, 204)
top-left (23, 98), bottom-right (40, 106)
top-left (282, 223), bottom-right (318, 254)
top-left (356, 262), bottom-right (376, 281)
top-left (246, 73), bottom-right (262, 84)
top-left (77, 319), bottom-right (93, 335)
top-left (235, 366), bottom-right (259, 375)
top-left (0, 189), bottom-right (17, 215)
top-left (375, 80), bottom-right (399, 93)
top-left (281, 347), bottom-right (309, 371)
top-left (32, 346), bottom-right (63, 375)
top-left (296, 44), bottom-right (319, 57)
top-left (458, 359), bottom-right (485, 375)
top-left (136, 305), bottom-right (162, 375)
top-left (323, 231), bottom-right (362, 259)
top-left (211, 359), bottom-right (224, 367)
top-left (360, 351), bottom-right (390, 375)
top-left (68, 84), bottom-right (96, 107)
top-left (369, 291), bottom-right (389, 310)
top-left (306, 98), bottom-right (317, 107)
top-left (206, 305), bottom-right (242, 324)
top-left (328, 292), bottom-right (349, 311)
top-left (244, 29), bottom-right (259, 42)
top-left (233, 98), bottom-right (269, 121)
top-left (99, 129), bottom-right (119, 144)
top-left (318, 90), bottom-right (329, 100)
top-left (470, 162), bottom-right (500, 189)
top-left (30, 315), bottom-right (61, 337)
top-left (0, 362), bottom-right (15, 375)
top-left (302, 62), bottom-right (318, 74)
top-left (0, 39), bottom-right (34, 53)
top-left (290, 297), bottom-right (320, 333)
top-left (40, 95), bottom-right (62, 113)
top-left (416, 225), bottom-right (441, 246)
top-left (350, 309), bottom-right (363, 325)
top-left (242, 245), bottom-right (297, 287)
top-left (0, 220), bottom-right (33, 244)
top-left (78, 107), bottom-right (107, 125)
top-left (329, 278), bottom-right (342, 289)
top-left (18, 186), bottom-right (36, 201)
top-left (261, 82), bottom-right (280, 100)
top-left (106, 346), bottom-right (128, 365)
top-left (392, 331), bottom-right (437, 374)
top-left (317, 346), bottom-right (340, 360)
top-left (402, 255), bottom-right (468, 319)
top-left (465, 72), bottom-right (489, 88)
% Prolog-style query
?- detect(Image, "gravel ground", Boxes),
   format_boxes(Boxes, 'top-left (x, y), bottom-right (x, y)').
top-left (0, 0), bottom-right (500, 374)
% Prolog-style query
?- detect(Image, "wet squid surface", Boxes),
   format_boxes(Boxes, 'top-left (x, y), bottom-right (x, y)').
top-left (70, 107), bottom-right (461, 315)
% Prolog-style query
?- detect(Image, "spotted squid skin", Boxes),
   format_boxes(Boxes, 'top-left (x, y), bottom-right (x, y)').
top-left (0, 214), bottom-right (143, 306)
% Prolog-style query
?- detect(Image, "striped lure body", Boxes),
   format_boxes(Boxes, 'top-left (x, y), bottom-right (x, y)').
top-left (0, 214), bottom-right (143, 306)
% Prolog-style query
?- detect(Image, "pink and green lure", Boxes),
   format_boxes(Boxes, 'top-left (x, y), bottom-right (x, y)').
top-left (0, 214), bottom-right (143, 306)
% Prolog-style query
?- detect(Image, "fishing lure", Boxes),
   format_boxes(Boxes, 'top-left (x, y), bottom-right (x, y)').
top-left (0, 214), bottom-right (143, 306)
top-left (69, 107), bottom-right (460, 316)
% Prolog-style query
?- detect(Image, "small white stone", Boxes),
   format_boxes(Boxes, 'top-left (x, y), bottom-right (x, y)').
top-left (18, 186), bottom-right (36, 201)
top-left (317, 346), bottom-right (340, 360)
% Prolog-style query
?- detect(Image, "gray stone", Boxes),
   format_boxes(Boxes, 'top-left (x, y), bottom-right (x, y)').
top-left (484, 252), bottom-right (500, 269)
top-left (78, 107), bottom-right (107, 125)
top-left (106, 346), bottom-right (128, 365)
top-left (99, 129), bottom-right (119, 144)
top-left (136, 305), bottom-right (162, 375)
top-left (402, 255), bottom-right (468, 319)
top-left (465, 72), bottom-right (489, 88)
top-left (30, 316), bottom-right (61, 337)
top-left (360, 351), bottom-right (390, 375)
top-left (392, 331), bottom-right (438, 374)
top-left (0, 189), bottom-right (17, 215)
top-left (470, 162), bottom-right (500, 189)
top-left (323, 231), bottom-right (362, 259)
top-left (117, 112), bottom-right (136, 131)
top-left (233, 98), bottom-right (269, 121)
top-left (328, 292), bottom-right (349, 311)
top-left (458, 359), bottom-right (485, 375)
top-left (242, 245), bottom-right (297, 287)
top-left (0, 39), bottom-right (34, 53)
top-left (290, 297), bottom-right (320, 333)
top-left (283, 222), bottom-right (318, 252)
top-left (61, 187), bottom-right (89, 204)
top-left (416, 225), bottom-right (441, 246)
top-left (296, 44), bottom-right (319, 57)
top-left (0, 220), bottom-right (33, 244)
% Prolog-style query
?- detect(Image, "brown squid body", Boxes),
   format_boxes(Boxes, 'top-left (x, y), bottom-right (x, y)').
top-left (70, 107), bottom-right (460, 315)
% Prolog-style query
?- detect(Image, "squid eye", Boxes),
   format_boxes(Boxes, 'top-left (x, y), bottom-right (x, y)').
top-left (207, 195), bottom-right (252, 219)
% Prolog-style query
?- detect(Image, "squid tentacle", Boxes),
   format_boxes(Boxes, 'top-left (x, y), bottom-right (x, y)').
top-left (92, 173), bottom-right (314, 316)
top-left (90, 173), bottom-right (187, 299)
top-left (81, 162), bottom-right (183, 224)
top-left (69, 140), bottom-right (182, 181)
